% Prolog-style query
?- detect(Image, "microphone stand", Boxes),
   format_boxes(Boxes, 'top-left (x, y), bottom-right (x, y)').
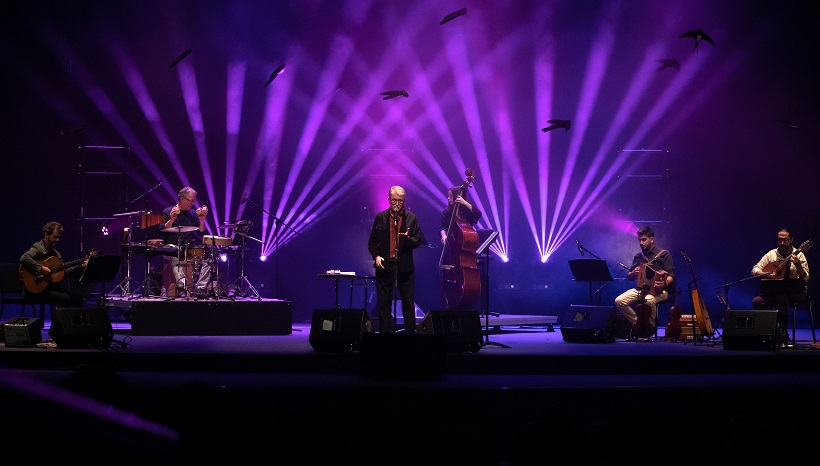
top-left (130, 180), bottom-right (163, 299)
top-left (238, 195), bottom-right (301, 299)
top-left (712, 274), bottom-right (764, 336)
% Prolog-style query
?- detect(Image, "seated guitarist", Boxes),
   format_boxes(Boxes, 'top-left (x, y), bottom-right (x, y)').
top-left (752, 228), bottom-right (809, 343)
top-left (614, 225), bottom-right (675, 337)
top-left (19, 221), bottom-right (87, 307)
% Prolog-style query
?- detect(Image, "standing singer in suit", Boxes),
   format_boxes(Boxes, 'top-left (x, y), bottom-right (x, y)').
top-left (368, 186), bottom-right (424, 333)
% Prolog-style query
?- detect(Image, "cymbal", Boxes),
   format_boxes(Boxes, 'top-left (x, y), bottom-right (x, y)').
top-left (113, 210), bottom-right (150, 217)
top-left (224, 220), bottom-right (251, 227)
top-left (161, 226), bottom-right (198, 233)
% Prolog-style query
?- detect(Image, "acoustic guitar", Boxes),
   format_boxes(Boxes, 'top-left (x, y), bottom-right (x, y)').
top-left (761, 239), bottom-right (813, 279)
top-left (680, 249), bottom-right (713, 337)
top-left (19, 251), bottom-right (98, 294)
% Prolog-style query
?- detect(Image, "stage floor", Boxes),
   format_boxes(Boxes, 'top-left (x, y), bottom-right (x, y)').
top-left (3, 311), bottom-right (820, 465)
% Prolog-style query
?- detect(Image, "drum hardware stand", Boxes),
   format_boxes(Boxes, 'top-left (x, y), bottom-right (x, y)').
top-left (124, 179), bottom-right (164, 299)
top-left (109, 218), bottom-right (141, 297)
top-left (231, 230), bottom-right (263, 299)
top-left (240, 195), bottom-right (302, 299)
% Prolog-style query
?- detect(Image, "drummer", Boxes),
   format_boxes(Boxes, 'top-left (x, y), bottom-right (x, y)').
top-left (162, 186), bottom-right (212, 298)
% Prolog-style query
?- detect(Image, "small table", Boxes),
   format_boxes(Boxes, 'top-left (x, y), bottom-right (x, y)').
top-left (319, 273), bottom-right (376, 309)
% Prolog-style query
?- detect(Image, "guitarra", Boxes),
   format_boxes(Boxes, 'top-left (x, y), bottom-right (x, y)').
top-left (760, 239), bottom-right (814, 280)
top-left (680, 249), bottom-right (713, 337)
top-left (19, 251), bottom-right (98, 294)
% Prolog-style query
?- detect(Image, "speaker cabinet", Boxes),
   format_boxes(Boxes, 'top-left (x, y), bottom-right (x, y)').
top-left (722, 310), bottom-right (778, 350)
top-left (3, 317), bottom-right (43, 347)
top-left (49, 307), bottom-right (113, 349)
top-left (309, 309), bottom-right (373, 352)
top-left (560, 305), bottom-right (618, 343)
top-left (417, 310), bottom-right (482, 353)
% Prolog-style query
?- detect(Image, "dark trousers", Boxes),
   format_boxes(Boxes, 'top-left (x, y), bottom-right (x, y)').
top-left (375, 267), bottom-right (415, 333)
top-left (752, 293), bottom-right (802, 330)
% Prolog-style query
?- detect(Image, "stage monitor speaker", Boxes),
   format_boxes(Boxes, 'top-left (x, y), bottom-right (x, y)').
top-left (3, 317), bottom-right (43, 347)
top-left (417, 310), bottom-right (482, 353)
top-left (560, 305), bottom-right (617, 343)
top-left (722, 309), bottom-right (778, 350)
top-left (49, 307), bottom-right (113, 349)
top-left (309, 309), bottom-right (373, 352)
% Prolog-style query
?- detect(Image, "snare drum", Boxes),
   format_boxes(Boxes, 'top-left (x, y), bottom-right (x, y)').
top-left (185, 246), bottom-right (208, 261)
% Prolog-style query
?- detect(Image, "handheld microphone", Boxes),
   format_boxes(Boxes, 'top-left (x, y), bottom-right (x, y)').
top-left (576, 238), bottom-right (584, 256)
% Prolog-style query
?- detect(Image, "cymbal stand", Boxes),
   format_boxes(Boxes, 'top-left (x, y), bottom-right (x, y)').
top-left (231, 231), bottom-right (261, 299)
top-left (128, 180), bottom-right (163, 299)
top-left (110, 225), bottom-right (139, 297)
top-left (133, 234), bottom-right (160, 299)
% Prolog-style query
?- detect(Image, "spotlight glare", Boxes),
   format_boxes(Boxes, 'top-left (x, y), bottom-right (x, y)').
top-left (219, 254), bottom-right (228, 262)
top-left (259, 255), bottom-right (267, 262)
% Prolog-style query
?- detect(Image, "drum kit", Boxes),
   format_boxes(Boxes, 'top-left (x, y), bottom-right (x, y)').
top-left (109, 210), bottom-right (256, 299)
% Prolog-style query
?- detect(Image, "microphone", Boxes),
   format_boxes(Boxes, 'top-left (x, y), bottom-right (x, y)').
top-left (240, 194), bottom-right (248, 204)
top-left (576, 238), bottom-right (584, 256)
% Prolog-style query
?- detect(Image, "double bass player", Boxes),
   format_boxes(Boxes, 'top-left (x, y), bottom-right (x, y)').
top-left (439, 169), bottom-right (483, 310)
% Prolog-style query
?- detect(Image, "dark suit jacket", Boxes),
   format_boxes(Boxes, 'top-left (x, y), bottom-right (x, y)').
top-left (368, 208), bottom-right (423, 274)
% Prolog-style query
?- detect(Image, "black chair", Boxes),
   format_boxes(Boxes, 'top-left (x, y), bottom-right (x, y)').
top-left (790, 281), bottom-right (816, 345)
top-left (0, 262), bottom-right (41, 320)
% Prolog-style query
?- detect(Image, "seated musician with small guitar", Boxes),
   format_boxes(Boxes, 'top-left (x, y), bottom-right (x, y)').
top-left (751, 228), bottom-right (810, 344)
top-left (19, 221), bottom-right (89, 307)
top-left (614, 226), bottom-right (675, 340)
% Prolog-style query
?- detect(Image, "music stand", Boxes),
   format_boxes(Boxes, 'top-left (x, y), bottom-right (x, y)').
top-left (569, 259), bottom-right (614, 305)
top-left (474, 230), bottom-right (509, 349)
top-left (80, 254), bottom-right (123, 308)
top-left (761, 278), bottom-right (807, 296)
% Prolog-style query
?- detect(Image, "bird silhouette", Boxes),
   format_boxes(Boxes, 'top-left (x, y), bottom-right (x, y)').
top-left (264, 64), bottom-right (287, 88)
top-left (656, 58), bottom-right (680, 72)
top-left (679, 29), bottom-right (715, 53)
top-left (440, 8), bottom-right (467, 25)
top-left (541, 119), bottom-right (571, 132)
top-left (380, 90), bottom-right (409, 100)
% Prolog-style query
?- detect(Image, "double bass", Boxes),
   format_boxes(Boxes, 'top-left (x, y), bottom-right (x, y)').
top-left (439, 168), bottom-right (481, 310)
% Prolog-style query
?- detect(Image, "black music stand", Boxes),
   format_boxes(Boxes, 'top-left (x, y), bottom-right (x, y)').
top-left (80, 254), bottom-right (123, 308)
top-left (475, 229), bottom-right (509, 349)
top-left (569, 258), bottom-right (614, 305)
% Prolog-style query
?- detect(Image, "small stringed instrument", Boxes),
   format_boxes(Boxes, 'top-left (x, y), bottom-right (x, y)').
top-left (680, 249), bottom-right (713, 337)
top-left (19, 251), bottom-right (98, 294)
top-left (664, 287), bottom-right (684, 341)
top-left (760, 239), bottom-right (814, 280)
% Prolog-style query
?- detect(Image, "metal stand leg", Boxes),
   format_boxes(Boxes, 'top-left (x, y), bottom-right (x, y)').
top-left (230, 235), bottom-right (260, 300)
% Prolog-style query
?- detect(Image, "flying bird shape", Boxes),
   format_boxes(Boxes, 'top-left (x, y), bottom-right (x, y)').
top-left (679, 29), bottom-right (715, 53)
top-left (169, 48), bottom-right (192, 68)
top-left (656, 58), bottom-right (680, 72)
top-left (380, 89), bottom-right (409, 100)
top-left (541, 119), bottom-right (571, 132)
top-left (264, 64), bottom-right (287, 88)
top-left (440, 8), bottom-right (467, 25)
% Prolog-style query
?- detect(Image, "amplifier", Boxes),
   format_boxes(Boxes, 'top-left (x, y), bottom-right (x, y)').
top-left (3, 317), bottom-right (43, 347)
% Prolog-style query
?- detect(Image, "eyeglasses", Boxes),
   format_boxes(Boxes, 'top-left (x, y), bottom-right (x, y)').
top-left (389, 198), bottom-right (405, 204)
top-left (183, 197), bottom-right (196, 202)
